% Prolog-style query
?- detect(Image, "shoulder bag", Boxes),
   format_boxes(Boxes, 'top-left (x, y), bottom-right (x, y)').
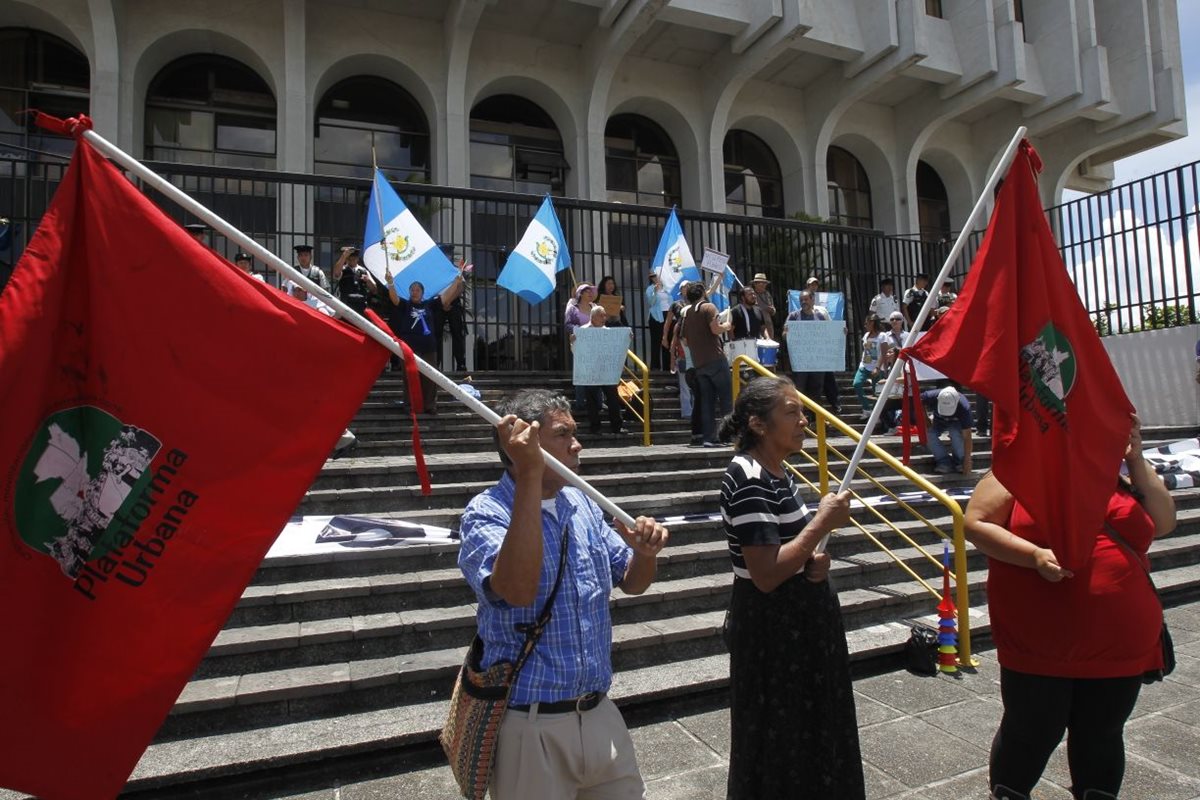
top-left (1104, 522), bottom-right (1175, 683)
top-left (440, 524), bottom-right (570, 799)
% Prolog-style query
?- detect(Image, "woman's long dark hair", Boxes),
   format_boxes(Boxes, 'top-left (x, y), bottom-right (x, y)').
top-left (599, 275), bottom-right (618, 295)
top-left (718, 376), bottom-right (797, 452)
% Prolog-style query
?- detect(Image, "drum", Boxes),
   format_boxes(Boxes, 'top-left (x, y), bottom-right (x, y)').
top-left (726, 339), bottom-right (757, 362)
top-left (756, 339), bottom-right (780, 368)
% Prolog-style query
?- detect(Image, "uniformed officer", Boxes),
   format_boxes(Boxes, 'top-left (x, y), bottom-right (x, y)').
top-left (233, 251), bottom-right (266, 282)
top-left (332, 245), bottom-right (377, 315)
top-left (293, 244), bottom-right (330, 291)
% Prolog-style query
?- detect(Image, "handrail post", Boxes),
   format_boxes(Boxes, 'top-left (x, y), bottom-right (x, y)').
top-left (951, 511), bottom-right (976, 666)
top-left (816, 414), bottom-right (829, 496)
top-left (623, 350), bottom-right (652, 447)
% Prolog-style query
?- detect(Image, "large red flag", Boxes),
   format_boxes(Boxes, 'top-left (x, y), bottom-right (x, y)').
top-left (0, 134), bottom-right (389, 798)
top-left (903, 141), bottom-right (1133, 571)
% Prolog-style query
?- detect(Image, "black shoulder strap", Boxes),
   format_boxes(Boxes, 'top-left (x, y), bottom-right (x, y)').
top-left (1103, 522), bottom-right (1162, 599)
top-left (512, 521), bottom-right (571, 673)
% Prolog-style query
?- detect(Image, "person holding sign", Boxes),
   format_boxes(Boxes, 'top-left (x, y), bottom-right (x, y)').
top-left (597, 275), bottom-right (628, 327)
top-left (572, 305), bottom-right (628, 436)
top-left (784, 291), bottom-right (841, 414)
top-left (681, 281), bottom-right (733, 447)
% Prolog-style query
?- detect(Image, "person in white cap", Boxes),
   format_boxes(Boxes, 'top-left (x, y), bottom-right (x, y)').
top-left (919, 385), bottom-right (973, 474)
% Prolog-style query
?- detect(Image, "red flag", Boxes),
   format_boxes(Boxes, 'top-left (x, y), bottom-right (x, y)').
top-left (903, 141), bottom-right (1132, 571)
top-left (0, 137), bottom-right (389, 798)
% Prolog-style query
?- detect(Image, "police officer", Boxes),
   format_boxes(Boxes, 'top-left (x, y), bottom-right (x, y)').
top-left (183, 223), bottom-right (209, 246)
top-left (233, 251), bottom-right (266, 282)
top-left (332, 245), bottom-right (377, 315)
top-left (293, 244), bottom-right (330, 291)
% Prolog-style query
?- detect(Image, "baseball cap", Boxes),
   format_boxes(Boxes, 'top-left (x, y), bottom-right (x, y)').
top-left (937, 386), bottom-right (961, 416)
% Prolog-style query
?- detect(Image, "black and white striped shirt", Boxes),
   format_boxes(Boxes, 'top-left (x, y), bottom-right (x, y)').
top-left (720, 454), bottom-right (814, 579)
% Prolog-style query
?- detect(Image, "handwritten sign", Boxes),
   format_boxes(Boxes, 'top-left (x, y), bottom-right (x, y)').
top-left (787, 289), bottom-right (845, 321)
top-left (572, 327), bottom-right (630, 385)
top-left (786, 319), bottom-right (846, 372)
top-left (700, 247), bottom-right (730, 276)
top-left (907, 330), bottom-right (947, 382)
top-left (597, 293), bottom-right (623, 318)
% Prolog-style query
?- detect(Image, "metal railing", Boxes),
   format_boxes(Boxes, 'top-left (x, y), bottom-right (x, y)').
top-left (731, 355), bottom-right (975, 667)
top-left (0, 152), bottom-right (959, 369)
top-left (1048, 161), bottom-right (1200, 335)
top-left (620, 350), bottom-right (652, 447)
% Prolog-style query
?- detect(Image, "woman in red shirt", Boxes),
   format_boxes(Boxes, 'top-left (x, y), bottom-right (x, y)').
top-left (965, 413), bottom-right (1176, 800)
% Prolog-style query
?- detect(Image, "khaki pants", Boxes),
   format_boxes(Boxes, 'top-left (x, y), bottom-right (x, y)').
top-left (490, 696), bottom-right (645, 800)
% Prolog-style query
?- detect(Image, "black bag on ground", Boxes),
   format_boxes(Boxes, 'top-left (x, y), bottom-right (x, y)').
top-left (904, 625), bottom-right (939, 676)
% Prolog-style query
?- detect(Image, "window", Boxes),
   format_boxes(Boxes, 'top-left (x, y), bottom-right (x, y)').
top-left (144, 55), bottom-right (276, 169)
top-left (605, 114), bottom-right (681, 208)
top-left (723, 130), bottom-right (784, 218)
top-left (468, 95), bottom-right (566, 195)
top-left (916, 160), bottom-right (951, 242)
top-left (314, 77), bottom-right (430, 180)
top-left (925, 0), bottom-right (943, 18)
top-left (0, 29), bottom-right (90, 160)
top-left (826, 146), bottom-right (873, 229)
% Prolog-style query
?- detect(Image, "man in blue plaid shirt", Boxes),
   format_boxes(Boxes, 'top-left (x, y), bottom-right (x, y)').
top-left (459, 389), bottom-right (668, 799)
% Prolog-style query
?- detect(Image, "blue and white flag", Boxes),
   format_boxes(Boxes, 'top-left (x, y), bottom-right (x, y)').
top-left (363, 169), bottom-right (459, 299)
top-left (788, 288), bottom-right (845, 320)
top-left (710, 264), bottom-right (739, 311)
top-left (497, 196), bottom-right (571, 304)
top-left (651, 209), bottom-right (700, 300)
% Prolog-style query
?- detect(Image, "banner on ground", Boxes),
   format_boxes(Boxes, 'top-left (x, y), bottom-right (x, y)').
top-left (572, 327), bottom-right (630, 385)
top-left (786, 319), bottom-right (846, 372)
top-left (267, 515), bottom-right (458, 559)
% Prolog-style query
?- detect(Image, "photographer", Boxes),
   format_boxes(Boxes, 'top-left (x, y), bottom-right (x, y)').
top-left (332, 245), bottom-right (378, 316)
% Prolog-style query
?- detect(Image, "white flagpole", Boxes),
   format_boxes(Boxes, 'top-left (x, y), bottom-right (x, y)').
top-left (78, 128), bottom-right (639, 529)
top-left (816, 125), bottom-right (1028, 553)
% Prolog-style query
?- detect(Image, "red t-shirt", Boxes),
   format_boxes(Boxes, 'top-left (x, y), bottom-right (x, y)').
top-left (987, 489), bottom-right (1164, 678)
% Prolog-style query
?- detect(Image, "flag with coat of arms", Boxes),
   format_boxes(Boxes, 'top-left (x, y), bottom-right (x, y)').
top-left (710, 264), bottom-right (739, 312)
top-left (651, 208), bottom-right (700, 301)
top-left (496, 195), bottom-right (572, 304)
top-left (362, 168), bottom-right (459, 299)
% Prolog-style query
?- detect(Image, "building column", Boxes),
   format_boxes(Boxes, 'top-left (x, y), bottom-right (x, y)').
top-left (279, 0), bottom-right (308, 174)
top-left (87, 0), bottom-right (120, 144)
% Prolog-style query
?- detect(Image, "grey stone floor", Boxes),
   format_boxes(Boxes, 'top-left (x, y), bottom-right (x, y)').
top-left (197, 603), bottom-right (1200, 800)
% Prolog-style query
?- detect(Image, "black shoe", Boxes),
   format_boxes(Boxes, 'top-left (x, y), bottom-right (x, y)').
top-left (702, 441), bottom-right (721, 448)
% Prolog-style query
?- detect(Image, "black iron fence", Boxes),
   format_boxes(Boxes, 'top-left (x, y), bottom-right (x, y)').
top-left (1048, 162), bottom-right (1200, 335)
top-left (1, 152), bottom-right (970, 370)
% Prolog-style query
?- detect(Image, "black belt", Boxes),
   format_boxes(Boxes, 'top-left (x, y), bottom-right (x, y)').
top-left (509, 691), bottom-right (604, 714)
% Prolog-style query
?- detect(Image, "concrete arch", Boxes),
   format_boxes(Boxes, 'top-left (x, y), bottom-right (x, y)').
top-left (468, 75), bottom-right (581, 196)
top-left (311, 54), bottom-right (438, 137)
top-left (607, 96), bottom-right (702, 210)
top-left (915, 147), bottom-right (975, 234)
top-left (0, 2), bottom-right (91, 61)
top-left (128, 29), bottom-right (280, 159)
top-left (724, 114), bottom-right (806, 217)
top-left (827, 132), bottom-right (897, 233)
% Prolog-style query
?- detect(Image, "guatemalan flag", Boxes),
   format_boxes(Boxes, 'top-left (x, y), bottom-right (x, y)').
top-left (651, 208), bottom-right (700, 301)
top-left (710, 264), bottom-right (739, 312)
top-left (363, 169), bottom-right (459, 299)
top-left (497, 195), bottom-right (571, 304)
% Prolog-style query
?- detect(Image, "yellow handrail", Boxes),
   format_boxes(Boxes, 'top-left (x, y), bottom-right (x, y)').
top-left (731, 355), bottom-right (976, 667)
top-left (622, 350), bottom-right (652, 447)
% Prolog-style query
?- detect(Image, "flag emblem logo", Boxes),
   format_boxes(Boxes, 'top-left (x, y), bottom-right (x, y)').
top-left (531, 235), bottom-right (558, 267)
top-left (13, 406), bottom-right (161, 579)
top-left (384, 227), bottom-right (417, 263)
top-left (1020, 323), bottom-right (1077, 415)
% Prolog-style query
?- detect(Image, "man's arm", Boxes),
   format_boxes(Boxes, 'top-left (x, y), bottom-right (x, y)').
top-left (706, 303), bottom-right (732, 336)
top-left (487, 416), bottom-right (548, 607)
top-left (385, 269), bottom-right (400, 305)
top-left (616, 516), bottom-right (667, 595)
top-left (332, 248), bottom-right (350, 281)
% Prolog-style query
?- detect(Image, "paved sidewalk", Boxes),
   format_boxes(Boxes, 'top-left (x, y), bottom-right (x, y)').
top-left (237, 603), bottom-right (1200, 800)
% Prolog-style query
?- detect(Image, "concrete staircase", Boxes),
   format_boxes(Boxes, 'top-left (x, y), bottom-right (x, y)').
top-left (115, 371), bottom-right (1200, 792)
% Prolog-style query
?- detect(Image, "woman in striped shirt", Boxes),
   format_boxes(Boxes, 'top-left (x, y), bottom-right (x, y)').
top-left (719, 376), bottom-right (865, 799)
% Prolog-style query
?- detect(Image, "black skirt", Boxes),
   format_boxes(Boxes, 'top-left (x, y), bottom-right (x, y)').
top-left (724, 574), bottom-right (865, 800)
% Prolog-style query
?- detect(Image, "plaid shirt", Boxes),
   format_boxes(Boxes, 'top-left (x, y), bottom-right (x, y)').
top-left (458, 471), bottom-right (633, 706)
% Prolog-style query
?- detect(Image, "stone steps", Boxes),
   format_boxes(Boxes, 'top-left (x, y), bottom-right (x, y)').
top-left (123, 372), bottom-right (1200, 795)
